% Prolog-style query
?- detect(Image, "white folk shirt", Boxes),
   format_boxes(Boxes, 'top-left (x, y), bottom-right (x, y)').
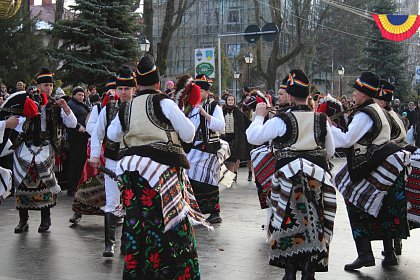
top-left (15, 106), bottom-right (77, 133)
top-left (107, 98), bottom-right (195, 144)
top-left (188, 104), bottom-right (225, 145)
top-left (86, 104), bottom-right (100, 136)
top-left (246, 115), bottom-right (336, 159)
top-left (90, 105), bottom-right (108, 158)
top-left (330, 112), bottom-right (373, 148)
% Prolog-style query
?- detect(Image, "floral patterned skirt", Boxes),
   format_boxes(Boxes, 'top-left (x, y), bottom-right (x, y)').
top-left (346, 172), bottom-right (410, 241)
top-left (121, 171), bottom-right (200, 280)
top-left (189, 180), bottom-right (220, 214)
top-left (15, 168), bottom-right (56, 210)
top-left (269, 174), bottom-right (329, 272)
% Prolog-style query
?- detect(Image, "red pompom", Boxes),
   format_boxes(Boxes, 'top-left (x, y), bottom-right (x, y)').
top-left (256, 96), bottom-right (264, 104)
top-left (40, 91), bottom-right (48, 106)
top-left (188, 84), bottom-right (202, 106)
top-left (23, 97), bottom-right (39, 119)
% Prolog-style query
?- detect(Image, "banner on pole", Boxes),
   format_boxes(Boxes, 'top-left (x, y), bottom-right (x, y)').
top-left (195, 48), bottom-right (215, 78)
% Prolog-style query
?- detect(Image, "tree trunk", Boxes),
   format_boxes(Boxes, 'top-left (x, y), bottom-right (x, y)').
top-left (143, 0), bottom-right (154, 55)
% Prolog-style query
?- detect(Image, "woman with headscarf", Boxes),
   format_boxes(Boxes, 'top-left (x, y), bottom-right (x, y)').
top-left (221, 94), bottom-right (252, 181)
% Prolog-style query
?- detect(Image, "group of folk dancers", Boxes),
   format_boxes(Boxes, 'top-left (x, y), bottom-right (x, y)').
top-left (0, 57), bottom-right (419, 280)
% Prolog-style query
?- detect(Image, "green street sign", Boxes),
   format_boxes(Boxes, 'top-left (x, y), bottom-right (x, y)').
top-left (196, 62), bottom-right (214, 77)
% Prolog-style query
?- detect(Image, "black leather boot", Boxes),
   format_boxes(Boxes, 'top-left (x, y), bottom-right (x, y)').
top-left (382, 237), bottom-right (398, 267)
top-left (247, 171), bottom-right (252, 181)
top-left (69, 212), bottom-right (82, 224)
top-left (301, 259), bottom-right (315, 280)
top-left (233, 172), bottom-right (237, 182)
top-left (38, 208), bottom-right (51, 233)
top-left (206, 212), bottom-right (222, 224)
top-left (394, 238), bottom-right (402, 256)
top-left (14, 209), bottom-right (29, 233)
top-left (103, 213), bottom-right (116, 257)
top-left (282, 260), bottom-right (297, 280)
top-left (344, 238), bottom-right (375, 271)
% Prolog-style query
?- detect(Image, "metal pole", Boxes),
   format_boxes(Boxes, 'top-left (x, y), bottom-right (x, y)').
top-left (339, 76), bottom-right (341, 97)
top-left (248, 64), bottom-right (251, 87)
top-left (331, 56), bottom-right (334, 95)
top-left (235, 79), bottom-right (237, 103)
top-left (218, 36), bottom-right (222, 96)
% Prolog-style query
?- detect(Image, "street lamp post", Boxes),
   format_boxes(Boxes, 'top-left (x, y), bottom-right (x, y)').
top-left (139, 36), bottom-right (151, 53)
top-left (337, 65), bottom-right (345, 97)
top-left (244, 53), bottom-right (253, 87)
top-left (234, 72), bottom-right (240, 102)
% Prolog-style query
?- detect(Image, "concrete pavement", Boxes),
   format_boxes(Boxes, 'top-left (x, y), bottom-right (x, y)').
top-left (0, 158), bottom-right (419, 280)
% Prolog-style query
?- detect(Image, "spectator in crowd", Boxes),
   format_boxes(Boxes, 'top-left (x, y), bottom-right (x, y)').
top-left (392, 98), bottom-right (401, 114)
top-left (88, 85), bottom-right (100, 105)
top-left (66, 86), bottom-right (90, 196)
top-left (403, 101), bottom-right (416, 128)
top-left (164, 80), bottom-right (175, 95)
top-left (401, 111), bottom-right (410, 131)
top-left (0, 83), bottom-right (9, 100)
top-left (16, 80), bottom-right (25, 92)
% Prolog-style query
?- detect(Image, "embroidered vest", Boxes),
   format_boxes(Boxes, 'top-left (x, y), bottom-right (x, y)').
top-left (346, 102), bottom-right (401, 182)
top-left (119, 92), bottom-right (189, 168)
top-left (272, 109), bottom-right (328, 170)
top-left (194, 100), bottom-right (221, 154)
top-left (104, 100), bottom-right (120, 160)
top-left (388, 110), bottom-right (407, 143)
top-left (352, 103), bottom-right (390, 156)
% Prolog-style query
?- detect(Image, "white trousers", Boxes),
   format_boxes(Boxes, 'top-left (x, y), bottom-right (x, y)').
top-left (103, 158), bottom-right (120, 213)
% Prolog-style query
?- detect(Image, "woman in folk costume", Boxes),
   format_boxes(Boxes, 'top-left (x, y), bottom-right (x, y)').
top-left (331, 72), bottom-right (411, 270)
top-left (107, 55), bottom-right (210, 279)
top-left (0, 116), bottom-right (19, 202)
top-left (89, 67), bottom-right (136, 257)
top-left (69, 80), bottom-right (119, 224)
top-left (186, 74), bottom-right (226, 224)
top-left (221, 94), bottom-right (252, 182)
top-left (317, 93), bottom-right (347, 131)
top-left (375, 80), bottom-right (419, 255)
top-left (247, 69), bottom-right (337, 280)
top-left (14, 67), bottom-right (77, 233)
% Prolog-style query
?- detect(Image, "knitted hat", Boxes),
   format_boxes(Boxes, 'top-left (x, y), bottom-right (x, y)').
top-left (105, 77), bottom-right (117, 91)
top-left (135, 55), bottom-right (160, 86)
top-left (116, 65), bottom-right (137, 88)
top-left (36, 67), bottom-right (54, 84)
top-left (376, 79), bottom-right (395, 102)
top-left (280, 76), bottom-right (289, 90)
top-left (286, 69), bottom-right (310, 98)
top-left (72, 86), bottom-right (85, 96)
top-left (194, 74), bottom-right (212, 91)
top-left (353, 71), bottom-right (380, 98)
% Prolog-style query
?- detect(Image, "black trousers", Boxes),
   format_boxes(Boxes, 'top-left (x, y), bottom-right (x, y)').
top-left (67, 131), bottom-right (88, 193)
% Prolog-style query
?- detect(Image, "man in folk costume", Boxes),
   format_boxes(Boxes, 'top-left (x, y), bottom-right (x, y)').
top-left (69, 78), bottom-right (119, 225)
top-left (88, 66), bottom-right (135, 257)
top-left (186, 74), bottom-right (226, 224)
top-left (14, 67), bottom-right (77, 233)
top-left (0, 116), bottom-right (19, 202)
top-left (247, 69), bottom-right (337, 280)
top-left (107, 55), bottom-right (210, 279)
top-left (375, 80), bottom-right (419, 255)
top-left (332, 72), bottom-right (411, 270)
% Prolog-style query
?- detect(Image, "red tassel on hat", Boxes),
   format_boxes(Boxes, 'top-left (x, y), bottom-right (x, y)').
top-left (40, 91), bottom-right (48, 106)
top-left (23, 97), bottom-right (39, 119)
top-left (188, 84), bottom-right (202, 106)
top-left (256, 96), bottom-right (264, 104)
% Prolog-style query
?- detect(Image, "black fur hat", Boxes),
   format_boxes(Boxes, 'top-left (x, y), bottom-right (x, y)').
top-left (135, 55), bottom-right (160, 86)
top-left (116, 65), bottom-right (137, 88)
top-left (353, 71), bottom-right (380, 98)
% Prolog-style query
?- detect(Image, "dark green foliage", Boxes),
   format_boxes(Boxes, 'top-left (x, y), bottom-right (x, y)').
top-left (0, 2), bottom-right (47, 87)
top-left (52, 0), bottom-right (140, 86)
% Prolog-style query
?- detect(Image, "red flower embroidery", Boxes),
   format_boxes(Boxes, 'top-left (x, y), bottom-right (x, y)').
top-left (177, 266), bottom-right (191, 280)
top-left (124, 189), bottom-right (134, 207)
top-left (141, 188), bottom-right (156, 207)
top-left (150, 252), bottom-right (161, 269)
top-left (125, 254), bottom-right (137, 270)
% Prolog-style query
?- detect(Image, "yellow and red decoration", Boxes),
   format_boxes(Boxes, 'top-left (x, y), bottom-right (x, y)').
top-left (372, 14), bottom-right (420, 42)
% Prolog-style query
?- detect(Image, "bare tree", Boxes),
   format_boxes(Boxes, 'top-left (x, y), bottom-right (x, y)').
top-left (154, 0), bottom-right (197, 75)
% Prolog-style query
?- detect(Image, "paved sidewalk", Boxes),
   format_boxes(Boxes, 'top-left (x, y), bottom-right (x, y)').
top-left (0, 158), bottom-right (418, 280)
